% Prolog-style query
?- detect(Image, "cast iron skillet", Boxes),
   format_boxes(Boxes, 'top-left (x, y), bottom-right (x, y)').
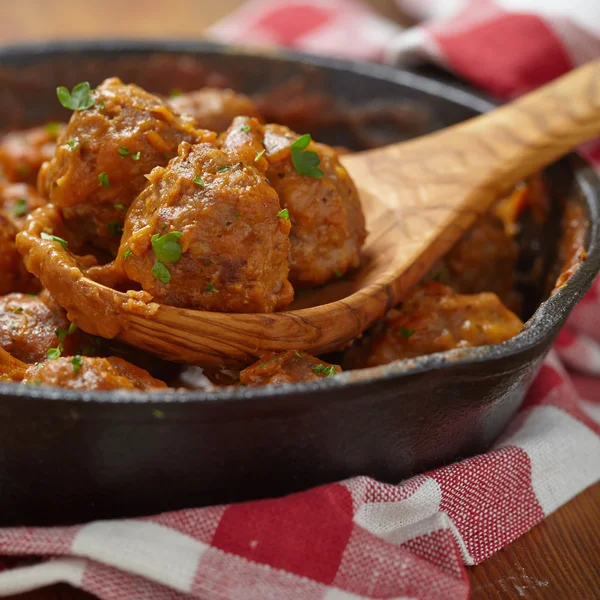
top-left (0, 41), bottom-right (598, 526)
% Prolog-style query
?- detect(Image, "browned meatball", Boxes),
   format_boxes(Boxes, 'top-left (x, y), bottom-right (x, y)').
top-left (22, 356), bottom-right (167, 390)
top-left (345, 282), bottom-right (523, 369)
top-left (0, 124), bottom-right (65, 184)
top-left (119, 134), bottom-right (293, 312)
top-left (0, 215), bottom-right (39, 296)
top-left (38, 77), bottom-right (213, 253)
top-left (263, 124), bottom-right (366, 287)
top-left (0, 292), bottom-right (89, 363)
top-left (1, 182), bottom-right (46, 229)
top-left (169, 88), bottom-right (262, 132)
top-left (240, 350), bottom-right (341, 386)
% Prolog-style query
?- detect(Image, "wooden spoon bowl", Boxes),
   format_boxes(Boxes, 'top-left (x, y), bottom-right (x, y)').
top-left (17, 60), bottom-right (600, 366)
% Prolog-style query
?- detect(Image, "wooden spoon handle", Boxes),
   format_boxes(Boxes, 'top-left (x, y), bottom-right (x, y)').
top-left (436, 58), bottom-right (600, 194)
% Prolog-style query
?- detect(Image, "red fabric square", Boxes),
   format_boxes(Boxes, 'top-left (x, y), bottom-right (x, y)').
top-left (211, 483), bottom-right (353, 583)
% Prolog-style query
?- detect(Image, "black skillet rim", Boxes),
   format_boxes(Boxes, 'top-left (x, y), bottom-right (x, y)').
top-left (0, 39), bottom-right (599, 405)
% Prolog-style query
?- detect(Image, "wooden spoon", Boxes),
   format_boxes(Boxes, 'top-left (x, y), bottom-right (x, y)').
top-left (17, 59), bottom-right (600, 367)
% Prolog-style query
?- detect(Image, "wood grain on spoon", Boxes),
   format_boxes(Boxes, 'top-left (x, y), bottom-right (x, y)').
top-left (17, 59), bottom-right (600, 366)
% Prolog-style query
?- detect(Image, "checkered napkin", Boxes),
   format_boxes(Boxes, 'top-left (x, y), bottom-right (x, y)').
top-left (0, 2), bottom-right (599, 599)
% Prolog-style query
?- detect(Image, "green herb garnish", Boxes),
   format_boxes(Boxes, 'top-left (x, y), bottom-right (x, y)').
top-left (47, 347), bottom-right (62, 360)
top-left (192, 175), bottom-right (205, 187)
top-left (255, 149), bottom-right (266, 162)
top-left (98, 172), bottom-right (110, 188)
top-left (398, 327), bottom-right (415, 339)
top-left (118, 147), bottom-right (131, 158)
top-left (152, 261), bottom-right (171, 284)
top-left (151, 231), bottom-right (183, 263)
top-left (295, 351), bottom-right (302, 358)
top-left (123, 248), bottom-right (133, 260)
top-left (107, 221), bottom-right (123, 237)
top-left (114, 203), bottom-right (125, 210)
top-left (218, 165), bottom-right (231, 173)
top-left (311, 364), bottom-right (337, 378)
top-left (290, 134), bottom-right (324, 178)
top-left (71, 355), bottom-right (83, 374)
top-left (56, 81), bottom-right (95, 111)
top-left (277, 208), bottom-right (290, 219)
top-left (13, 198), bottom-right (28, 217)
top-left (132, 151), bottom-right (141, 161)
top-left (45, 122), bottom-right (61, 137)
top-left (98, 100), bottom-right (105, 110)
top-left (168, 88), bottom-right (182, 98)
top-left (67, 138), bottom-right (78, 151)
top-left (14, 307), bottom-right (23, 313)
top-left (333, 268), bottom-right (342, 278)
top-left (240, 124), bottom-right (251, 132)
top-left (205, 283), bottom-right (217, 293)
top-left (40, 232), bottom-right (68, 248)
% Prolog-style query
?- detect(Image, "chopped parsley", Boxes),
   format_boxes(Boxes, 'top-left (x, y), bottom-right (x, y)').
top-left (68, 323), bottom-right (78, 335)
top-left (192, 175), bottom-right (205, 187)
top-left (98, 100), bottom-right (105, 110)
top-left (107, 221), bottom-right (123, 237)
top-left (114, 203), bottom-right (125, 210)
top-left (295, 351), bottom-right (303, 358)
top-left (40, 232), bottom-right (68, 248)
top-left (123, 248), bottom-right (133, 260)
top-left (398, 327), bottom-right (415, 339)
top-left (13, 307), bottom-right (23, 313)
top-left (56, 81), bottom-right (95, 111)
top-left (55, 323), bottom-right (78, 343)
top-left (47, 347), bottom-right (62, 360)
top-left (277, 208), bottom-right (290, 219)
top-left (98, 172), bottom-right (110, 188)
top-left (235, 213), bottom-right (241, 219)
top-left (118, 147), bottom-right (131, 158)
top-left (71, 355), bottom-right (83, 374)
top-left (290, 134), bottom-right (324, 178)
top-left (132, 151), bottom-right (141, 161)
top-left (240, 124), bottom-right (251, 133)
top-left (312, 364), bottom-right (337, 378)
top-left (168, 88), bottom-right (182, 98)
top-left (333, 268), bottom-right (342, 278)
top-left (67, 138), bottom-right (78, 152)
top-left (205, 283), bottom-right (217, 293)
top-left (45, 122), bottom-right (61, 137)
top-left (152, 261), bottom-right (171, 284)
top-left (13, 198), bottom-right (28, 217)
top-left (255, 149), bottom-right (266, 162)
top-left (152, 408), bottom-right (166, 418)
top-left (151, 231), bottom-right (183, 263)
top-left (218, 165), bottom-right (231, 173)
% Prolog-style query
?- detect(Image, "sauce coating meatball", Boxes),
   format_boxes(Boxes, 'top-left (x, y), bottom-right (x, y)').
top-left (119, 135), bottom-right (293, 312)
top-left (0, 292), bottom-right (88, 363)
top-left (345, 282), bottom-right (523, 369)
top-left (263, 124), bottom-right (366, 287)
top-left (21, 356), bottom-right (166, 390)
top-left (38, 77), bottom-right (213, 253)
top-left (0, 124), bottom-right (65, 184)
top-left (240, 350), bottom-right (341, 386)
top-left (169, 88), bottom-right (262, 132)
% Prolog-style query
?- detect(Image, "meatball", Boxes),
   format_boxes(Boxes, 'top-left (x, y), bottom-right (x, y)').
top-left (21, 356), bottom-right (167, 391)
top-left (38, 77), bottom-right (213, 253)
top-left (0, 292), bottom-right (88, 363)
top-left (1, 182), bottom-right (46, 229)
top-left (119, 136), bottom-right (293, 312)
top-left (263, 124), bottom-right (366, 287)
top-left (240, 350), bottom-right (341, 386)
top-left (0, 124), bottom-right (65, 184)
top-left (0, 215), bottom-right (39, 296)
top-left (345, 282), bottom-right (523, 369)
top-left (169, 88), bottom-right (262, 132)
top-left (441, 213), bottom-right (521, 312)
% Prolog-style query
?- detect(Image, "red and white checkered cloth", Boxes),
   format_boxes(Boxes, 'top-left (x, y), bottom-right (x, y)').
top-left (1, 1), bottom-right (599, 599)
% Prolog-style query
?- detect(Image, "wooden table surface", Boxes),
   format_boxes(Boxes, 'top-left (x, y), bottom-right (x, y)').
top-left (1, 1), bottom-right (599, 599)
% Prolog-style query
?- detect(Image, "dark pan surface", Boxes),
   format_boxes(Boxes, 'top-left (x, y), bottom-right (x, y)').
top-left (0, 41), bottom-right (599, 525)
